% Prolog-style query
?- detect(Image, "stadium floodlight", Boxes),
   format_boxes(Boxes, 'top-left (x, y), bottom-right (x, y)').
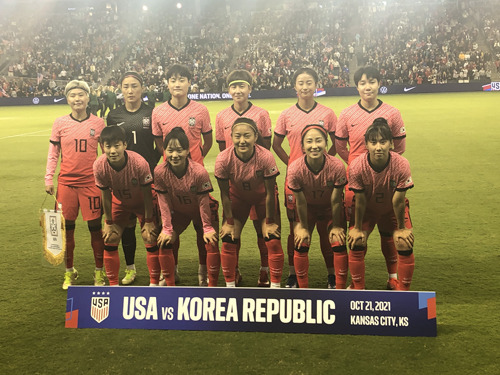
top-left (143, 5), bottom-right (148, 11)
top-left (176, 2), bottom-right (182, 9)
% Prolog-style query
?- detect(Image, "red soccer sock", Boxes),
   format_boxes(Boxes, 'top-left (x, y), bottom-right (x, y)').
top-left (332, 243), bottom-right (348, 289)
top-left (196, 230), bottom-right (207, 266)
top-left (205, 243), bottom-right (221, 287)
top-left (89, 228), bottom-right (104, 269)
top-left (221, 241), bottom-right (238, 283)
top-left (348, 249), bottom-right (366, 289)
top-left (146, 248), bottom-right (161, 285)
top-left (381, 236), bottom-right (398, 275)
top-left (258, 236), bottom-right (269, 268)
top-left (266, 238), bottom-right (284, 284)
top-left (158, 247), bottom-right (176, 286)
top-left (294, 244), bottom-right (309, 288)
top-left (103, 246), bottom-right (120, 285)
top-left (397, 253), bottom-right (415, 291)
top-left (65, 228), bottom-right (75, 269)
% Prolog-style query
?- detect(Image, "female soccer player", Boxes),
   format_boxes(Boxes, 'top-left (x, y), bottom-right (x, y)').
top-left (154, 127), bottom-right (220, 287)
top-left (347, 118), bottom-right (415, 290)
top-left (93, 126), bottom-right (160, 286)
top-left (272, 67), bottom-right (338, 288)
top-left (215, 118), bottom-right (284, 288)
top-left (288, 125), bottom-right (348, 288)
top-left (106, 71), bottom-right (161, 285)
top-left (45, 80), bottom-right (106, 289)
top-left (215, 69), bottom-right (274, 286)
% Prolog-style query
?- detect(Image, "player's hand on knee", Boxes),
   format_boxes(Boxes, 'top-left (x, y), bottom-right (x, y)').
top-left (203, 230), bottom-right (218, 245)
top-left (294, 225), bottom-right (310, 248)
top-left (329, 226), bottom-right (346, 245)
top-left (103, 223), bottom-right (120, 244)
top-left (141, 221), bottom-right (157, 244)
top-left (393, 228), bottom-right (414, 250)
top-left (157, 231), bottom-right (175, 248)
top-left (348, 228), bottom-right (367, 249)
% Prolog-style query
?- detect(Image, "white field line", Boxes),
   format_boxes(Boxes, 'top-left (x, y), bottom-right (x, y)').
top-left (0, 129), bottom-right (50, 140)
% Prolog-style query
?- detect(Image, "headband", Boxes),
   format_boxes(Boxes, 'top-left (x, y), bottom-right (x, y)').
top-left (121, 71), bottom-right (143, 85)
top-left (301, 124), bottom-right (328, 143)
top-left (228, 79), bottom-right (251, 87)
top-left (232, 117), bottom-right (259, 135)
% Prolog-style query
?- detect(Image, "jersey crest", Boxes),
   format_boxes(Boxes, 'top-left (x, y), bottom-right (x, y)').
top-left (90, 129), bottom-right (95, 137)
top-left (188, 117), bottom-right (196, 127)
top-left (142, 117), bottom-right (151, 129)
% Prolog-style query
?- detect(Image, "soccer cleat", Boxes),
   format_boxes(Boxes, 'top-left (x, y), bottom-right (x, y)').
top-left (158, 273), bottom-right (166, 286)
top-left (327, 274), bottom-right (336, 289)
top-left (149, 283), bottom-right (159, 286)
top-left (93, 270), bottom-right (106, 286)
top-left (257, 269), bottom-right (270, 287)
top-left (62, 268), bottom-right (78, 290)
top-left (122, 269), bottom-right (137, 285)
top-left (285, 274), bottom-right (298, 288)
top-left (235, 268), bottom-right (243, 287)
top-left (198, 270), bottom-right (208, 287)
top-left (387, 278), bottom-right (399, 290)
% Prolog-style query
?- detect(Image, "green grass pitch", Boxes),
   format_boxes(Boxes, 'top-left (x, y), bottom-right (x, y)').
top-left (0, 92), bottom-right (499, 374)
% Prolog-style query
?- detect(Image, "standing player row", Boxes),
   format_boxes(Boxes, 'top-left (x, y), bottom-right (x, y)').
top-left (44, 65), bottom-right (414, 291)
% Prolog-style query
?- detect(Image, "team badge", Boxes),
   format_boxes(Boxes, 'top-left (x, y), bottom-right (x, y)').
top-left (188, 117), bottom-right (196, 127)
top-left (132, 178), bottom-right (138, 186)
top-left (318, 120), bottom-right (325, 127)
top-left (91, 292), bottom-right (110, 323)
top-left (90, 129), bottom-right (95, 137)
top-left (190, 185), bottom-right (197, 193)
top-left (287, 194), bottom-right (293, 202)
top-left (143, 117), bottom-right (151, 129)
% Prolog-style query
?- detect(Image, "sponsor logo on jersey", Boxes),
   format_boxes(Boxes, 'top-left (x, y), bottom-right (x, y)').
top-left (202, 181), bottom-right (211, 190)
top-left (351, 123), bottom-right (357, 127)
top-left (142, 117), bottom-right (151, 129)
top-left (400, 127), bottom-right (406, 134)
top-left (116, 122), bottom-right (125, 126)
top-left (269, 166), bottom-right (278, 175)
top-left (145, 174), bottom-right (153, 184)
top-left (188, 117), bottom-right (196, 127)
top-left (90, 129), bottom-right (95, 137)
top-left (403, 86), bottom-right (416, 92)
top-left (405, 176), bottom-right (413, 186)
top-left (91, 292), bottom-right (110, 323)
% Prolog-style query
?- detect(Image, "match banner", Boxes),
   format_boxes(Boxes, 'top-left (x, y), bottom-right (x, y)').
top-left (66, 286), bottom-right (436, 337)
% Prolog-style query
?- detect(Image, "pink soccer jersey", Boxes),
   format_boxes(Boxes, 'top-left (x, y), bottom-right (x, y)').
top-left (93, 151), bottom-right (153, 207)
top-left (287, 154), bottom-right (347, 206)
top-left (152, 100), bottom-right (212, 165)
top-left (46, 114), bottom-right (105, 187)
top-left (274, 102), bottom-right (337, 165)
top-left (154, 160), bottom-right (214, 233)
top-left (215, 103), bottom-right (272, 146)
top-left (214, 144), bottom-right (279, 203)
top-left (336, 100), bottom-right (406, 164)
top-left (349, 151), bottom-right (413, 216)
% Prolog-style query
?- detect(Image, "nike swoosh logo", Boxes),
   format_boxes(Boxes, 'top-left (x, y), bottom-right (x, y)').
top-left (404, 87), bottom-right (416, 92)
top-left (53, 98), bottom-right (65, 102)
top-left (117, 122), bottom-right (125, 126)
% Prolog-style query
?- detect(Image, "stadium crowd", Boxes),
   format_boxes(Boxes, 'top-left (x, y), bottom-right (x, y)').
top-left (0, 0), bottom-right (496, 98)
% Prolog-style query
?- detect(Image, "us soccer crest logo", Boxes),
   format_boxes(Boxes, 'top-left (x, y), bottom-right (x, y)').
top-left (91, 292), bottom-right (110, 323)
top-left (188, 117), bottom-right (196, 127)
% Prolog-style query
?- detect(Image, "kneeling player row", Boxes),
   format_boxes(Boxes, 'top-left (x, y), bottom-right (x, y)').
top-left (91, 117), bottom-right (414, 290)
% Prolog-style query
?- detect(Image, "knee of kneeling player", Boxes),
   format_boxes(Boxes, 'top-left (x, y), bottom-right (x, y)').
top-left (397, 249), bottom-right (413, 256)
top-left (221, 235), bottom-right (240, 244)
